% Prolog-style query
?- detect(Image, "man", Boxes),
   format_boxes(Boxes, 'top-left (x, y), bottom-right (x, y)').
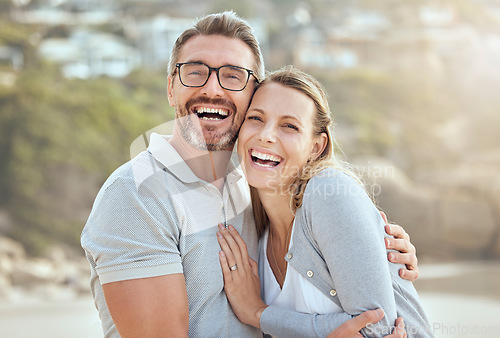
top-left (82, 11), bottom-right (418, 337)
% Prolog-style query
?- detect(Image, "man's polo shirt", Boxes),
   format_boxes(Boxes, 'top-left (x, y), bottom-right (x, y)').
top-left (81, 133), bottom-right (260, 337)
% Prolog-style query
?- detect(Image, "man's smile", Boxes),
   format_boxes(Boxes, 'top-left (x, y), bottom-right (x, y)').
top-left (194, 106), bottom-right (230, 121)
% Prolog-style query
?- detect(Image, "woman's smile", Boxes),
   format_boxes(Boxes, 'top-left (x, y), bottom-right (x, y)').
top-left (249, 148), bottom-right (283, 169)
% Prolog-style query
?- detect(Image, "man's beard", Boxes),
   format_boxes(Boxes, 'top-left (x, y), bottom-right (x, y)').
top-left (176, 97), bottom-right (240, 151)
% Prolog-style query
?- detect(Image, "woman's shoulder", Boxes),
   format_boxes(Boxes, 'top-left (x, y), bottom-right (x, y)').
top-left (310, 167), bottom-right (350, 178)
top-left (299, 168), bottom-right (380, 236)
top-left (305, 167), bottom-right (364, 197)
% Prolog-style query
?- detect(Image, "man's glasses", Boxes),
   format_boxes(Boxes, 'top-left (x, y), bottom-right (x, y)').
top-left (175, 62), bottom-right (259, 92)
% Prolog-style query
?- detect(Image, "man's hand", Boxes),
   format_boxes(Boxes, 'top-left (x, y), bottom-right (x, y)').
top-left (381, 211), bottom-right (419, 281)
top-left (327, 309), bottom-right (407, 338)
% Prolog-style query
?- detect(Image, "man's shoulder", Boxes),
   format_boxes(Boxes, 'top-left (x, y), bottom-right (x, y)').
top-left (102, 157), bottom-right (136, 185)
top-left (92, 151), bottom-right (173, 206)
top-left (83, 151), bottom-right (177, 233)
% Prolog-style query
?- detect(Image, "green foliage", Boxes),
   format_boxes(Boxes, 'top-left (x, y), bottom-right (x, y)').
top-left (0, 0), bottom-right (13, 16)
top-left (0, 21), bottom-right (33, 47)
top-left (0, 60), bottom-right (172, 255)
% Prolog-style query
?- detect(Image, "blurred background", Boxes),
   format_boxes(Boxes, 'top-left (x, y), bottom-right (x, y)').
top-left (0, 0), bottom-right (499, 337)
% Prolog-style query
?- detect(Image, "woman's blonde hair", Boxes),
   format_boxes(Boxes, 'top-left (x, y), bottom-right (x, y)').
top-left (250, 66), bottom-right (363, 238)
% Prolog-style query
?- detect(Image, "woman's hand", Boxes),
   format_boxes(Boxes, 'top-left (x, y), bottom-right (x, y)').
top-left (217, 223), bottom-right (268, 329)
top-left (381, 212), bottom-right (419, 281)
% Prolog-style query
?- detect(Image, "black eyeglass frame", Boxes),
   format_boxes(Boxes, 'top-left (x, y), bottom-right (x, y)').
top-left (175, 62), bottom-right (259, 92)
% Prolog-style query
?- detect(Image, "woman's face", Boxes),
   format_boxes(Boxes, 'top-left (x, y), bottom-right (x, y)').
top-left (237, 82), bottom-right (327, 193)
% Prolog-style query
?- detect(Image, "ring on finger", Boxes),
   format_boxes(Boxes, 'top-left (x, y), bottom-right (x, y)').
top-left (230, 264), bottom-right (238, 271)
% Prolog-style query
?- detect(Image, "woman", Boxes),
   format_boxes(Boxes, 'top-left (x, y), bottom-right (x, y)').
top-left (216, 66), bottom-right (432, 337)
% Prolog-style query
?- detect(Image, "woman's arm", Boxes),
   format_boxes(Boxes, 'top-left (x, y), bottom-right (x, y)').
top-left (302, 170), bottom-right (398, 336)
top-left (217, 224), bottom-right (407, 337)
top-left (217, 223), bottom-right (352, 334)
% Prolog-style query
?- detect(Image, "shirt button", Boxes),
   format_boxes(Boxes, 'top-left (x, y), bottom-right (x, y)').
top-left (330, 289), bottom-right (337, 297)
top-left (286, 253), bottom-right (292, 260)
top-left (306, 270), bottom-right (314, 277)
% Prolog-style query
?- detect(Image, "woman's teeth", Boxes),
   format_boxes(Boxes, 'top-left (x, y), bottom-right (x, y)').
top-left (251, 150), bottom-right (282, 167)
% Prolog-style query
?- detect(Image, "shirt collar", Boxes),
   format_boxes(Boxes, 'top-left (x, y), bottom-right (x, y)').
top-left (147, 133), bottom-right (243, 184)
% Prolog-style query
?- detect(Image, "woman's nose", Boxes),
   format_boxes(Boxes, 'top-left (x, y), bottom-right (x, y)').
top-left (258, 125), bottom-right (277, 144)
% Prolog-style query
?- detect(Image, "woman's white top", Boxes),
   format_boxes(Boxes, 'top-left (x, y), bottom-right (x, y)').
top-left (258, 222), bottom-right (342, 315)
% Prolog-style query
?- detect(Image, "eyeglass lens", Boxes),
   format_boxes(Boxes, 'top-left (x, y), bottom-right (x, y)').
top-left (179, 64), bottom-right (249, 91)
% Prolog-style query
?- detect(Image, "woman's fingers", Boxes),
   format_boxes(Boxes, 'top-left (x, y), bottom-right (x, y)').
top-left (249, 258), bottom-right (259, 278)
top-left (219, 251), bottom-right (233, 283)
top-left (217, 223), bottom-right (252, 272)
top-left (217, 224), bottom-right (240, 270)
top-left (227, 225), bottom-right (250, 265)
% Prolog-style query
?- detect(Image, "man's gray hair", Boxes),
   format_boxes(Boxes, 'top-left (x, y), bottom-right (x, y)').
top-left (168, 11), bottom-right (265, 81)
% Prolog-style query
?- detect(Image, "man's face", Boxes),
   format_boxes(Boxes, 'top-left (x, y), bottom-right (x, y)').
top-left (167, 35), bottom-right (257, 151)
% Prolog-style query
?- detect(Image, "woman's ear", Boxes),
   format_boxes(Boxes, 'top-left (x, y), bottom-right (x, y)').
top-left (310, 132), bottom-right (328, 161)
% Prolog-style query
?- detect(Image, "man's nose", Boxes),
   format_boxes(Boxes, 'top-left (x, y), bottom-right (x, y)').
top-left (200, 71), bottom-right (224, 97)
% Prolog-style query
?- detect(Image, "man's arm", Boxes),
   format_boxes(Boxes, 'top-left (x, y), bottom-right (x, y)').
top-left (103, 274), bottom-right (189, 338)
top-left (81, 174), bottom-right (187, 337)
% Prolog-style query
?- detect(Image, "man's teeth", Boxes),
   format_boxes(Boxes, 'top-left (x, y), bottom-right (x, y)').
top-left (251, 150), bottom-right (282, 166)
top-left (196, 107), bottom-right (229, 117)
top-left (202, 117), bottom-right (219, 120)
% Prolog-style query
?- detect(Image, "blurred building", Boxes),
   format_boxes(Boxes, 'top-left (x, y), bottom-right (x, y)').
top-left (39, 29), bottom-right (140, 79)
top-left (291, 9), bottom-right (393, 71)
top-left (11, 0), bottom-right (120, 25)
top-left (0, 46), bottom-right (23, 87)
top-left (133, 15), bottom-right (193, 70)
top-left (0, 46), bottom-right (24, 71)
top-left (130, 15), bottom-right (268, 70)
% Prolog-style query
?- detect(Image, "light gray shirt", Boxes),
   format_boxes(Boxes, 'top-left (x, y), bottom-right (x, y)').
top-left (81, 133), bottom-right (260, 337)
top-left (260, 168), bottom-right (432, 337)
